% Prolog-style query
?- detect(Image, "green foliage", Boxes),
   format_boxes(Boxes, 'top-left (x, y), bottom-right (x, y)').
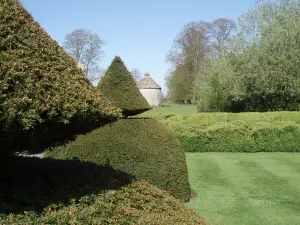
top-left (166, 20), bottom-right (236, 103)
top-left (195, 57), bottom-right (238, 112)
top-left (166, 66), bottom-right (195, 102)
top-left (195, 0), bottom-right (300, 112)
top-left (45, 119), bottom-right (191, 202)
top-left (97, 56), bottom-right (151, 117)
top-left (0, 0), bottom-right (121, 152)
top-left (0, 181), bottom-right (206, 225)
top-left (149, 112), bottom-right (300, 152)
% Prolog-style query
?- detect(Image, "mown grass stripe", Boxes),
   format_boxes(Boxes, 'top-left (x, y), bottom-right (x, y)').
top-left (212, 154), bottom-right (266, 225)
top-left (253, 155), bottom-right (300, 193)
top-left (186, 153), bottom-right (300, 225)
top-left (238, 158), bottom-right (300, 212)
top-left (237, 157), bottom-right (300, 224)
top-left (186, 154), bottom-right (234, 225)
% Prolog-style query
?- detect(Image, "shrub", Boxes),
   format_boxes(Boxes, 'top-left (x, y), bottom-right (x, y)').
top-left (195, 1), bottom-right (300, 113)
top-left (97, 56), bottom-right (151, 117)
top-left (147, 112), bottom-right (300, 152)
top-left (0, 181), bottom-right (207, 225)
top-left (0, 0), bottom-right (121, 152)
top-left (45, 119), bottom-right (191, 202)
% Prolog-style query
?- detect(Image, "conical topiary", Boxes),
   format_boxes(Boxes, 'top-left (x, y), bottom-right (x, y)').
top-left (0, 0), bottom-right (121, 152)
top-left (97, 56), bottom-right (151, 116)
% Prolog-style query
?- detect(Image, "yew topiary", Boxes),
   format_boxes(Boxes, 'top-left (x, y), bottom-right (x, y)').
top-left (46, 119), bottom-right (191, 202)
top-left (0, 0), bottom-right (121, 152)
top-left (97, 56), bottom-right (151, 117)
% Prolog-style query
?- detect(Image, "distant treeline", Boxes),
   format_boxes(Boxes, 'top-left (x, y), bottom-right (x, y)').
top-left (166, 0), bottom-right (300, 112)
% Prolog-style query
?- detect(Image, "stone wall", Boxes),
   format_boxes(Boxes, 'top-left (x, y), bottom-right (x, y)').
top-left (139, 89), bottom-right (161, 106)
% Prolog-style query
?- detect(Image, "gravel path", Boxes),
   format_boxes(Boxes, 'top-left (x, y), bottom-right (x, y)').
top-left (17, 152), bottom-right (44, 159)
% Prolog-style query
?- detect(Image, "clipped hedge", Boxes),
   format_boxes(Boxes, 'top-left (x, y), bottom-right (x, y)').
top-left (97, 56), bottom-right (151, 117)
top-left (45, 119), bottom-right (191, 202)
top-left (0, 0), bottom-right (121, 152)
top-left (143, 112), bottom-right (300, 152)
top-left (0, 181), bottom-right (207, 225)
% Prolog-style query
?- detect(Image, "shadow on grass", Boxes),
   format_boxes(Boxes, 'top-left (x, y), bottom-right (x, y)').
top-left (0, 156), bottom-right (134, 214)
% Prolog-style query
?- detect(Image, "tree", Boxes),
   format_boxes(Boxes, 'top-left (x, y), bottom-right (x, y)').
top-left (166, 65), bottom-right (194, 103)
top-left (211, 18), bottom-right (237, 56)
top-left (238, 0), bottom-right (278, 45)
top-left (130, 68), bottom-right (142, 83)
top-left (166, 21), bottom-right (212, 102)
top-left (63, 29), bottom-right (104, 82)
top-left (167, 21), bottom-right (212, 69)
top-left (234, 0), bottom-right (300, 111)
top-left (195, 0), bottom-right (300, 112)
top-left (195, 55), bottom-right (239, 112)
top-left (97, 56), bottom-right (151, 117)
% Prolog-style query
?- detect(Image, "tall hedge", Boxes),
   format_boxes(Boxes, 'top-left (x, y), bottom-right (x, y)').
top-left (0, 0), bottom-right (121, 151)
top-left (97, 56), bottom-right (151, 117)
top-left (151, 112), bottom-right (300, 152)
top-left (45, 119), bottom-right (191, 202)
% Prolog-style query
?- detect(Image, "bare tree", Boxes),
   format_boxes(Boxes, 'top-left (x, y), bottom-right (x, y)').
top-left (130, 68), bottom-right (142, 83)
top-left (166, 21), bottom-right (212, 102)
top-left (167, 21), bottom-right (212, 70)
top-left (167, 19), bottom-right (236, 67)
top-left (165, 19), bottom-right (237, 102)
top-left (211, 18), bottom-right (236, 55)
top-left (63, 29), bottom-right (104, 82)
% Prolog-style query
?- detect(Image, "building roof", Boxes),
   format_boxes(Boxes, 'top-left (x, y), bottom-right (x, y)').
top-left (138, 73), bottom-right (162, 89)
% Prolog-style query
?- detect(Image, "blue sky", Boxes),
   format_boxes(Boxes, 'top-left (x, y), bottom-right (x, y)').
top-left (20, 0), bottom-right (255, 89)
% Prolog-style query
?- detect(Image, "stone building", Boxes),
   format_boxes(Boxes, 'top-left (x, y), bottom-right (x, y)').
top-left (138, 73), bottom-right (162, 106)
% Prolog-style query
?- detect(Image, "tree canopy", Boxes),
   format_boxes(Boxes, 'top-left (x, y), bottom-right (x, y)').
top-left (196, 0), bottom-right (300, 112)
top-left (166, 0), bottom-right (300, 112)
top-left (166, 19), bottom-right (236, 103)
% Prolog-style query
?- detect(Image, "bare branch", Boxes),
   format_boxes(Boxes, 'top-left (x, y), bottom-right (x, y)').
top-left (63, 29), bottom-right (104, 82)
top-left (130, 68), bottom-right (142, 83)
top-left (211, 18), bottom-right (237, 54)
top-left (167, 21), bottom-right (212, 72)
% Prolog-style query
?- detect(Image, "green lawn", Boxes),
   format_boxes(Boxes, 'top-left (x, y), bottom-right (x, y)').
top-left (146, 103), bottom-right (197, 115)
top-left (186, 153), bottom-right (300, 225)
